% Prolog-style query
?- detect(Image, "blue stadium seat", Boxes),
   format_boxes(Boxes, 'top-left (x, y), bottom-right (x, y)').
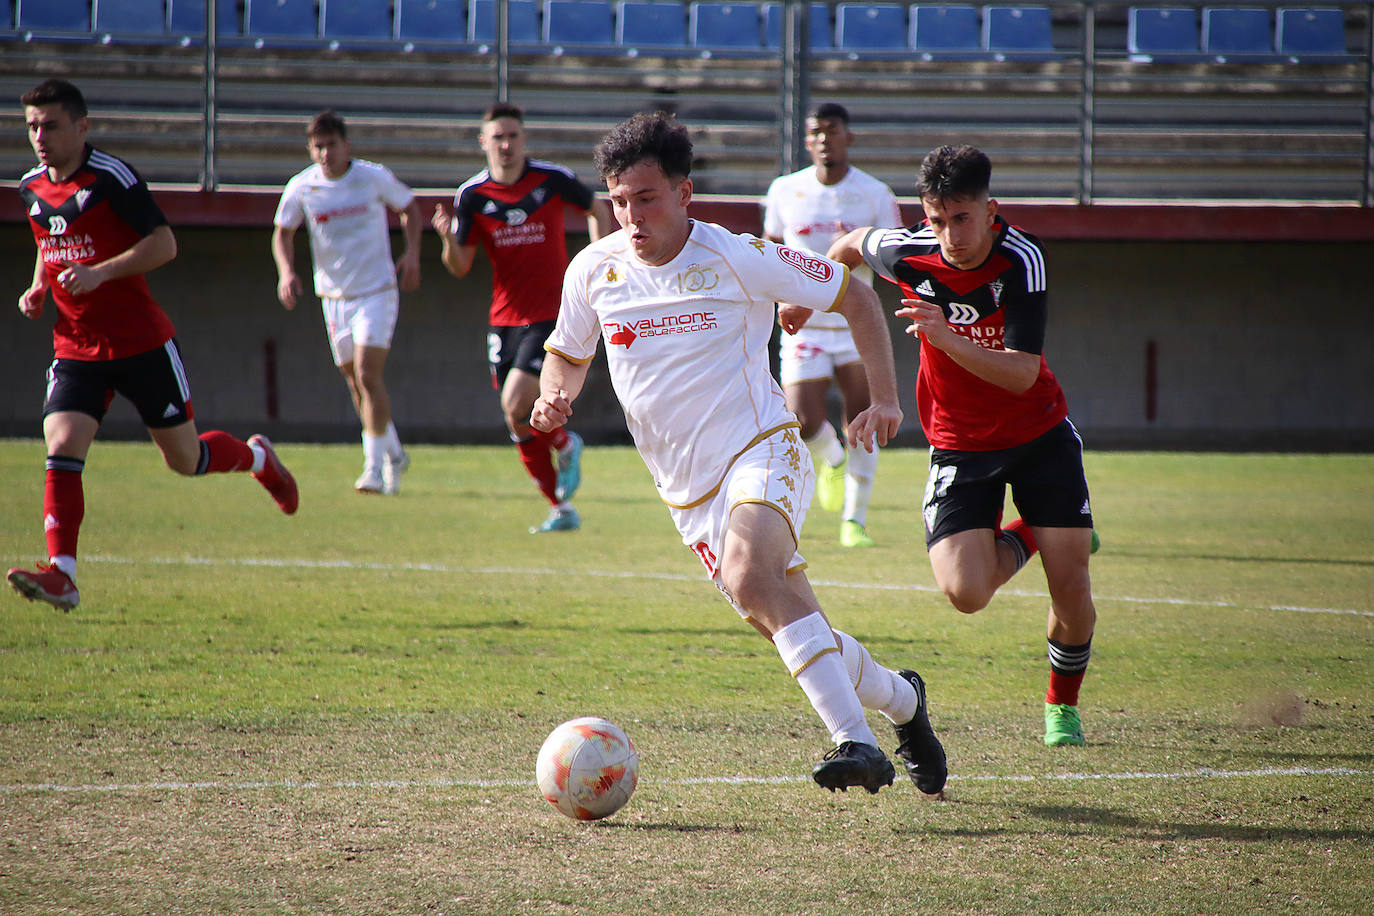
top-left (322, 0), bottom-right (394, 39)
top-left (1, 3), bottom-right (11, 29)
top-left (94, 0), bottom-right (168, 36)
top-left (1201, 7), bottom-right (1271, 55)
top-left (1127, 6), bottom-right (1198, 55)
top-left (469, 0), bottom-right (540, 42)
top-left (690, 2), bottom-right (762, 49)
top-left (909, 5), bottom-right (979, 52)
top-left (396, 0), bottom-right (467, 42)
top-left (616, 1), bottom-right (687, 47)
top-left (983, 5), bottom-right (1052, 52)
top-left (169, 0), bottom-right (245, 37)
top-left (544, 0), bottom-right (615, 45)
top-left (1276, 7), bottom-right (1346, 56)
top-left (762, 2), bottom-right (832, 49)
top-left (16, 0), bottom-right (91, 32)
top-left (246, 0), bottom-right (319, 37)
top-left (835, 3), bottom-right (907, 50)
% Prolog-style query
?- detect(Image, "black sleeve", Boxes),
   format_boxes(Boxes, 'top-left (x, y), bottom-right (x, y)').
top-left (108, 171), bottom-right (169, 238)
top-left (1002, 289), bottom-right (1048, 355)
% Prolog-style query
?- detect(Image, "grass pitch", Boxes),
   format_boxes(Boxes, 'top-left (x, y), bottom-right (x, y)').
top-left (1, 441), bottom-right (1371, 914)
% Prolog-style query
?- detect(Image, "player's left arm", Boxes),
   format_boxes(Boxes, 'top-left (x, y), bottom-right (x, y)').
top-left (895, 293), bottom-right (1043, 393)
top-left (585, 197), bottom-right (613, 242)
top-left (830, 279), bottom-right (902, 450)
top-left (57, 224), bottom-right (176, 298)
top-left (530, 352), bottom-right (591, 433)
top-left (394, 197), bottom-right (424, 291)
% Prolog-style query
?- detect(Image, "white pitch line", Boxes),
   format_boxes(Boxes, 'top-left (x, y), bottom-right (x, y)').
top-left (84, 554), bottom-right (1374, 618)
top-left (2, 766), bottom-right (1369, 795)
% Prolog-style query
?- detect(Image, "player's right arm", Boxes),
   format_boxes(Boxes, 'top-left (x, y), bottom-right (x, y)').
top-left (431, 203), bottom-right (478, 278)
top-left (530, 354), bottom-right (589, 433)
top-left (19, 251), bottom-right (48, 319)
top-left (270, 224), bottom-right (303, 310)
top-left (826, 227), bottom-right (872, 269)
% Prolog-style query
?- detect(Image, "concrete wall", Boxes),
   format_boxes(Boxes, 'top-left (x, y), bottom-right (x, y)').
top-left (3, 222), bottom-right (1370, 450)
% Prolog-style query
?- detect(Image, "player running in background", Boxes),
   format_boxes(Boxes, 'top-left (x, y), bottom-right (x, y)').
top-left (763, 102), bottom-right (904, 549)
top-left (8, 78), bottom-right (297, 612)
top-left (272, 110), bottom-right (422, 495)
top-left (830, 144), bottom-right (1099, 747)
top-left (531, 112), bottom-right (947, 796)
top-left (431, 103), bottom-right (611, 533)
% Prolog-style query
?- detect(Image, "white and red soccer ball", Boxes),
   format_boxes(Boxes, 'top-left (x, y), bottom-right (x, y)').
top-left (536, 716), bottom-right (639, 820)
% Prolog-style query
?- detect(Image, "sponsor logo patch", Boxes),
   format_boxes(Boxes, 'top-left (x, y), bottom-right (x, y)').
top-left (776, 246), bottom-right (833, 282)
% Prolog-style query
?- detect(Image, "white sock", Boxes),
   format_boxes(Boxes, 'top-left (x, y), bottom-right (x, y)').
top-left (773, 613), bottom-right (878, 747)
top-left (804, 423), bottom-right (845, 469)
top-left (385, 421), bottom-right (403, 457)
top-left (362, 431), bottom-right (386, 470)
top-left (248, 441), bottom-right (266, 474)
top-left (834, 629), bottom-right (917, 725)
top-left (50, 555), bottom-right (77, 580)
top-left (842, 445), bottom-right (878, 526)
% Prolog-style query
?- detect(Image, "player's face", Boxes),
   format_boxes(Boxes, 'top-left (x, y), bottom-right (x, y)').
top-left (804, 116), bottom-right (852, 172)
top-left (921, 193), bottom-right (998, 270)
top-left (480, 117), bottom-right (526, 172)
top-left (307, 132), bottom-right (351, 179)
top-left (605, 160), bottom-right (693, 267)
top-left (25, 103), bottom-right (89, 178)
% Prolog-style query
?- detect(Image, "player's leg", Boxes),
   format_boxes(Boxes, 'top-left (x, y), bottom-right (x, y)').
top-left (834, 358), bottom-right (876, 548)
top-left (352, 291), bottom-right (408, 494)
top-left (497, 325), bottom-right (580, 532)
top-left (782, 338), bottom-right (846, 515)
top-left (923, 449), bottom-right (1022, 613)
top-left (352, 344), bottom-right (395, 493)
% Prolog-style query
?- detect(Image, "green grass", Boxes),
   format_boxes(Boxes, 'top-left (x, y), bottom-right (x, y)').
top-left (1, 441), bottom-right (1371, 914)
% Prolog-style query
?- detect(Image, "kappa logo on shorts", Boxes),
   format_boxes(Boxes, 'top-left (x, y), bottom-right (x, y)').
top-left (776, 246), bottom-right (834, 283)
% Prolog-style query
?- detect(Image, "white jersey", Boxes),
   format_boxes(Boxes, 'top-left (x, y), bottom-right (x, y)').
top-left (550, 219), bottom-right (851, 507)
top-left (274, 159), bottom-right (414, 300)
top-left (762, 165), bottom-right (901, 330)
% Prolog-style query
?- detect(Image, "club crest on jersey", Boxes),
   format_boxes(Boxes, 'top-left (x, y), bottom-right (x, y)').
top-left (776, 246), bottom-right (833, 282)
top-left (482, 200), bottom-right (499, 215)
top-left (47, 214), bottom-right (68, 236)
top-left (989, 279), bottom-right (1003, 307)
top-left (505, 208), bottom-right (528, 226)
top-left (75, 188), bottom-right (92, 211)
top-left (532, 188), bottom-right (547, 205)
top-left (29, 200), bottom-right (41, 216)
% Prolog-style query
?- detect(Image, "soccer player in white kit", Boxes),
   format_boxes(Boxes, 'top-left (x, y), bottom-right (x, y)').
top-left (763, 103), bottom-right (904, 548)
top-left (531, 113), bottom-right (947, 796)
top-left (272, 110), bottom-right (422, 494)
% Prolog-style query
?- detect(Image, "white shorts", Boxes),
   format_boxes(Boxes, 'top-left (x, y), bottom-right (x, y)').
top-left (322, 288), bottom-right (399, 366)
top-left (779, 326), bottom-right (862, 386)
top-left (668, 427), bottom-right (816, 617)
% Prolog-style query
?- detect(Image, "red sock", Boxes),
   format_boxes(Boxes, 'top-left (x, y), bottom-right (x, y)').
top-left (1047, 670), bottom-right (1086, 706)
top-left (544, 427), bottom-right (570, 452)
top-left (1004, 517), bottom-right (1039, 556)
top-left (515, 437), bottom-right (559, 505)
top-left (43, 458), bottom-right (85, 561)
top-left (197, 430), bottom-right (254, 474)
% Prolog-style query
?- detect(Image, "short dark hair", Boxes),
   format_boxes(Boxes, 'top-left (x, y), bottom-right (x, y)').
top-left (307, 110), bottom-right (347, 140)
top-left (593, 112), bottom-right (692, 182)
top-left (483, 102), bottom-right (524, 124)
top-left (809, 102), bottom-right (850, 125)
top-left (21, 79), bottom-right (87, 120)
top-left (916, 145), bottom-right (992, 201)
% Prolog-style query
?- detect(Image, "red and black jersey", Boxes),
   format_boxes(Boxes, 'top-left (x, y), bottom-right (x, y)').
top-left (452, 158), bottom-right (595, 326)
top-left (19, 145), bottom-right (176, 360)
top-left (861, 216), bottom-right (1068, 451)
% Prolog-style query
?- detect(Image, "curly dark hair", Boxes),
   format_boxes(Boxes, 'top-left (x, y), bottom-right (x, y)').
top-left (593, 112), bottom-right (692, 183)
top-left (916, 145), bottom-right (992, 201)
top-left (22, 79), bottom-right (87, 120)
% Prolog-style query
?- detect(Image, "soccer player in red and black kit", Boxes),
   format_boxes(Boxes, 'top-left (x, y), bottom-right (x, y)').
top-left (431, 103), bottom-right (611, 533)
top-left (7, 79), bottom-right (298, 612)
top-left (830, 145), bottom-right (1100, 747)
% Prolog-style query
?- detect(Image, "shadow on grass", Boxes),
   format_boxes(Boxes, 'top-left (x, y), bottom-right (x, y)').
top-left (1024, 804), bottom-right (1374, 844)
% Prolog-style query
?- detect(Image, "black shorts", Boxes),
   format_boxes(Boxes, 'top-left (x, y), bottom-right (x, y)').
top-left (43, 339), bottom-right (195, 429)
top-left (922, 418), bottom-right (1093, 547)
top-left (488, 321), bottom-right (556, 389)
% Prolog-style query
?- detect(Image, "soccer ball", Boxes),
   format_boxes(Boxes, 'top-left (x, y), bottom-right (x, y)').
top-left (536, 716), bottom-right (639, 821)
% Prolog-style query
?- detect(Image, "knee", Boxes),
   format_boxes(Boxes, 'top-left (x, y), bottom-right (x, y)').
top-left (718, 564), bottom-right (775, 618)
top-left (163, 448), bottom-right (199, 476)
top-left (941, 579), bottom-right (993, 614)
top-left (355, 367), bottom-right (386, 395)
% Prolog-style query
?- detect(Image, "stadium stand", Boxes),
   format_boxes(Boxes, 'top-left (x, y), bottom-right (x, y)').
top-left (244, 0), bottom-right (319, 38)
top-left (834, 2), bottom-right (907, 49)
top-left (1127, 6), bottom-right (1199, 55)
top-left (470, 0), bottom-right (542, 41)
top-left (321, 0), bottom-right (396, 42)
top-left (16, 0), bottom-right (92, 33)
top-left (616, 0), bottom-right (688, 46)
top-left (395, 0), bottom-right (468, 42)
top-left (690, 2), bottom-right (764, 49)
top-left (909, 5), bottom-right (981, 53)
top-left (762, 1), bottom-right (833, 48)
top-left (983, 5), bottom-right (1055, 53)
top-left (544, 0), bottom-right (617, 45)
top-left (93, 0), bottom-right (168, 39)
top-left (1276, 6), bottom-right (1349, 55)
top-left (169, 0), bottom-right (246, 38)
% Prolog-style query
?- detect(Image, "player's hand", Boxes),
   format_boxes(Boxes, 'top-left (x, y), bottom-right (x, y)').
top-left (777, 303), bottom-right (814, 335)
top-left (845, 399), bottom-right (902, 453)
top-left (530, 389), bottom-right (573, 432)
top-left (396, 251), bottom-right (421, 292)
top-left (430, 204), bottom-right (453, 237)
top-left (276, 273), bottom-right (302, 310)
top-left (896, 298), bottom-right (956, 349)
top-left (18, 284), bottom-right (45, 319)
top-left (56, 261), bottom-right (103, 297)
